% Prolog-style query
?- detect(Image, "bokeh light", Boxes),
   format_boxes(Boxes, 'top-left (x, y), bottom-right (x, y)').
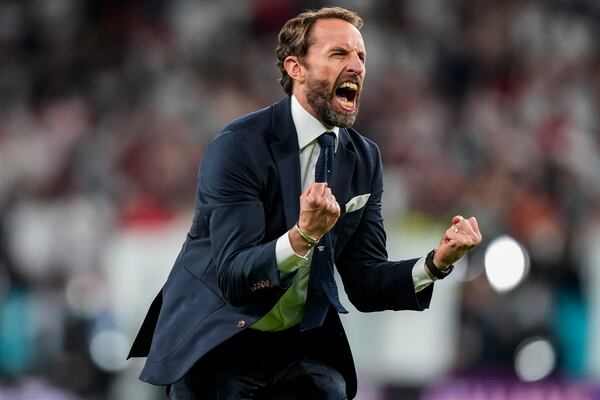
top-left (514, 337), bottom-right (556, 382)
top-left (89, 330), bottom-right (130, 372)
top-left (484, 236), bottom-right (529, 292)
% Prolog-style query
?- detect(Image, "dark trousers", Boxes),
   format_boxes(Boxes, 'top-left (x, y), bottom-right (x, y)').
top-left (166, 326), bottom-right (347, 399)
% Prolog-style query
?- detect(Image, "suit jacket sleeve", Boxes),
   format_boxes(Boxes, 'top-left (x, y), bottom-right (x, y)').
top-left (197, 130), bottom-right (281, 307)
top-left (336, 146), bottom-right (433, 312)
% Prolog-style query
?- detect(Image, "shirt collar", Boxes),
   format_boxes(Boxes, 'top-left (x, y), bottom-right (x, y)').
top-left (291, 95), bottom-right (340, 150)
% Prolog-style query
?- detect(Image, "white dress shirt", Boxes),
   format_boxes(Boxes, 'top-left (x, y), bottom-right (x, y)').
top-left (275, 95), bottom-right (434, 292)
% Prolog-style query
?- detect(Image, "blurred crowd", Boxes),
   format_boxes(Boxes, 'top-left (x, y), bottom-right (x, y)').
top-left (0, 0), bottom-right (599, 399)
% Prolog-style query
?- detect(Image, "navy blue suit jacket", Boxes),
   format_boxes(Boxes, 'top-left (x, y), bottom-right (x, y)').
top-left (128, 97), bottom-right (433, 398)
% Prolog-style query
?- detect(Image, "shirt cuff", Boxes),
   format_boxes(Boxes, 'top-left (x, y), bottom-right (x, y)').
top-left (275, 231), bottom-right (311, 274)
top-left (412, 256), bottom-right (435, 293)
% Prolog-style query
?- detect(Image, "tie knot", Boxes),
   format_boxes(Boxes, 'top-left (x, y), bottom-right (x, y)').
top-left (317, 131), bottom-right (335, 148)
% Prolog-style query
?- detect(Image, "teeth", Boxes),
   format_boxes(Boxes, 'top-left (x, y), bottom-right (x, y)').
top-left (339, 82), bottom-right (358, 91)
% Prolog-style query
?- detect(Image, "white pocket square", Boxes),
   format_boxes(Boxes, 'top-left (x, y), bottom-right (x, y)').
top-left (345, 193), bottom-right (370, 213)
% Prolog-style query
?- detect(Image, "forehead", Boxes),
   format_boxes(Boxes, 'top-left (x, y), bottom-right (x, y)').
top-left (308, 18), bottom-right (365, 53)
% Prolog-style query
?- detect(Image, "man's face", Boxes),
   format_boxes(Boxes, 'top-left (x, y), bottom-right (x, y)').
top-left (301, 18), bottom-right (366, 128)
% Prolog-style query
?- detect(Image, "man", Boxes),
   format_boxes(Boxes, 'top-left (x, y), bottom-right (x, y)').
top-left (128, 6), bottom-right (482, 399)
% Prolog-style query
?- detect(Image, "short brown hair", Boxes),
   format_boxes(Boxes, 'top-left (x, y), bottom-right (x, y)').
top-left (275, 7), bottom-right (363, 95)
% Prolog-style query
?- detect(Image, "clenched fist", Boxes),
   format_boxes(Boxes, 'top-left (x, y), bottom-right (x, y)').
top-left (433, 215), bottom-right (482, 270)
top-left (289, 183), bottom-right (340, 255)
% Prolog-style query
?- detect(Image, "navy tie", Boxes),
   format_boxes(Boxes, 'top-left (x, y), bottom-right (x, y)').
top-left (301, 132), bottom-right (348, 331)
top-left (315, 131), bottom-right (335, 183)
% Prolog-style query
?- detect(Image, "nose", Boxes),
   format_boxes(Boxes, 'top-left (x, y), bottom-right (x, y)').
top-left (346, 52), bottom-right (365, 75)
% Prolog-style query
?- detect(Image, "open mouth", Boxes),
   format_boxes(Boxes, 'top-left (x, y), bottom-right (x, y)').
top-left (334, 81), bottom-right (359, 112)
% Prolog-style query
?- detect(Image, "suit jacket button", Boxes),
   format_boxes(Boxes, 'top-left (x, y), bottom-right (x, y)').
top-left (237, 320), bottom-right (246, 328)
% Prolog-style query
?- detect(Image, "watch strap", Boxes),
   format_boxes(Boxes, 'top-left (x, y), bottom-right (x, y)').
top-left (425, 249), bottom-right (454, 280)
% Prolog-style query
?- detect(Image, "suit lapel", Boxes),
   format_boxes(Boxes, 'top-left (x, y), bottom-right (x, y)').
top-left (268, 97), bottom-right (302, 229)
top-left (267, 98), bottom-right (357, 226)
top-left (332, 128), bottom-right (357, 213)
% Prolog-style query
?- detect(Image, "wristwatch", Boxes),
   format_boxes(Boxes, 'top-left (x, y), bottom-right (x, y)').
top-left (425, 249), bottom-right (454, 280)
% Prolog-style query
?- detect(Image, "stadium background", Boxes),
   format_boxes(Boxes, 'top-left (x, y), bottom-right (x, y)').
top-left (0, 0), bottom-right (599, 398)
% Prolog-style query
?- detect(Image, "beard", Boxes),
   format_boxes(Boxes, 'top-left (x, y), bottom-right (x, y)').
top-left (305, 75), bottom-right (360, 128)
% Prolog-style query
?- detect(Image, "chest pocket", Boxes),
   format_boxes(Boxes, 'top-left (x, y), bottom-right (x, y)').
top-left (332, 207), bottom-right (365, 256)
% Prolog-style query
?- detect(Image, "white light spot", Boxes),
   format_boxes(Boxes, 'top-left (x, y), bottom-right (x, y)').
top-left (89, 330), bottom-right (130, 372)
top-left (484, 236), bottom-right (528, 292)
top-left (514, 337), bottom-right (556, 382)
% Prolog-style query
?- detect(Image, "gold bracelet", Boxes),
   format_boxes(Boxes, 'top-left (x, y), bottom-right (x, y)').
top-left (295, 223), bottom-right (319, 247)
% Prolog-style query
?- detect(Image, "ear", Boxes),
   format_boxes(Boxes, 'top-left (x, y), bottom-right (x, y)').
top-left (283, 56), bottom-right (306, 84)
